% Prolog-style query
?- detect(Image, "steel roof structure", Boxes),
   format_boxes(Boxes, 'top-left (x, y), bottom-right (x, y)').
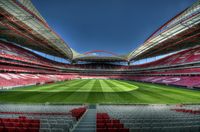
top-left (0, 0), bottom-right (73, 60)
top-left (128, 1), bottom-right (200, 61)
top-left (0, 0), bottom-right (200, 63)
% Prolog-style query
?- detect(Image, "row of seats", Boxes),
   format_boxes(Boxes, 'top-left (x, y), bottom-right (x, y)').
top-left (96, 113), bottom-right (129, 132)
top-left (109, 76), bottom-right (200, 88)
top-left (0, 73), bottom-right (78, 89)
top-left (0, 116), bottom-right (40, 132)
top-left (0, 41), bottom-right (74, 70)
top-left (172, 108), bottom-right (200, 114)
top-left (0, 64), bottom-right (59, 74)
top-left (70, 107), bottom-right (87, 120)
top-left (130, 45), bottom-right (200, 69)
top-left (97, 105), bottom-right (200, 132)
top-left (0, 59), bottom-right (60, 72)
top-left (0, 104), bottom-right (85, 132)
top-left (131, 67), bottom-right (200, 75)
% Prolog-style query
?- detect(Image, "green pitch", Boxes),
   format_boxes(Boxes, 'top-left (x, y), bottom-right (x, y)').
top-left (0, 79), bottom-right (200, 104)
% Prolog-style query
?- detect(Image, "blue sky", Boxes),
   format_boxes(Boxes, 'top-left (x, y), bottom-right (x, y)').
top-left (32, 0), bottom-right (196, 55)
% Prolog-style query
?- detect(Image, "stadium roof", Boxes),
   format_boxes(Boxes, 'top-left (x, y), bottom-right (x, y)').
top-left (0, 0), bottom-right (73, 60)
top-left (128, 1), bottom-right (200, 61)
top-left (0, 0), bottom-right (199, 62)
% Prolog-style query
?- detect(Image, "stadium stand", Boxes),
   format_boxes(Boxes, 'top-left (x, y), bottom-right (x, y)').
top-left (0, 104), bottom-right (86, 132)
top-left (96, 113), bottom-right (129, 132)
top-left (0, 73), bottom-right (78, 89)
top-left (129, 46), bottom-right (200, 69)
top-left (97, 105), bottom-right (200, 132)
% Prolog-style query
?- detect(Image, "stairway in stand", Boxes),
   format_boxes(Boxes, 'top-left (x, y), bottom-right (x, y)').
top-left (73, 105), bottom-right (96, 132)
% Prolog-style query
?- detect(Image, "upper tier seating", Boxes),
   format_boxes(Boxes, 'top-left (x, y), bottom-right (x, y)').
top-left (0, 41), bottom-right (69, 69)
top-left (2, 40), bottom-right (200, 72)
top-left (0, 41), bottom-right (129, 71)
top-left (97, 105), bottom-right (200, 132)
top-left (130, 46), bottom-right (200, 69)
top-left (0, 64), bottom-right (58, 74)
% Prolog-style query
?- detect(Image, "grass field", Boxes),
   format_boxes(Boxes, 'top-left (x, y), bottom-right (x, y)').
top-left (0, 79), bottom-right (200, 104)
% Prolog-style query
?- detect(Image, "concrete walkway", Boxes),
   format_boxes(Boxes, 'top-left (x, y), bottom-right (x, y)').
top-left (73, 106), bottom-right (96, 132)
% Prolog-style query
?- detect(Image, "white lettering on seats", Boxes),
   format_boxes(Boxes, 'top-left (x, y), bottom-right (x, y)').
top-left (20, 74), bottom-right (40, 79)
top-left (162, 78), bottom-right (181, 83)
top-left (0, 73), bottom-right (13, 80)
top-left (151, 77), bottom-right (167, 82)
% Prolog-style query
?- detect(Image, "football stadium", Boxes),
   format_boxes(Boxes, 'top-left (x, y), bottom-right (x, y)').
top-left (0, 0), bottom-right (200, 132)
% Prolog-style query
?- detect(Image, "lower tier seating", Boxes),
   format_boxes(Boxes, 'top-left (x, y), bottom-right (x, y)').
top-left (125, 76), bottom-right (200, 88)
top-left (0, 117), bottom-right (40, 132)
top-left (97, 105), bottom-right (200, 132)
top-left (1, 72), bottom-right (200, 89)
top-left (0, 73), bottom-right (78, 89)
top-left (96, 113), bottom-right (129, 132)
top-left (0, 104), bottom-right (86, 132)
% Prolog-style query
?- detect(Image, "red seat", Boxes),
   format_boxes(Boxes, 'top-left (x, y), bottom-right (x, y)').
top-left (112, 120), bottom-right (120, 123)
top-left (106, 123), bottom-right (114, 128)
top-left (97, 128), bottom-right (108, 132)
top-left (119, 128), bottom-right (129, 132)
top-left (5, 127), bottom-right (16, 132)
top-left (17, 128), bottom-right (29, 132)
top-left (114, 123), bottom-right (124, 128)
top-left (4, 122), bottom-right (14, 127)
top-left (0, 127), bottom-right (4, 132)
top-left (97, 123), bottom-right (106, 128)
top-left (28, 128), bottom-right (39, 132)
top-left (107, 128), bottom-right (118, 132)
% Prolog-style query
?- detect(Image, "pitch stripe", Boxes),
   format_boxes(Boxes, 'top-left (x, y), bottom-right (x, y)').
top-left (46, 79), bottom-right (90, 92)
top-left (105, 80), bottom-right (128, 92)
top-left (103, 80), bottom-right (120, 92)
top-left (112, 80), bottom-right (137, 89)
top-left (36, 79), bottom-right (83, 91)
top-left (40, 79), bottom-right (87, 91)
top-left (77, 79), bottom-right (96, 92)
top-left (90, 80), bottom-right (102, 92)
top-left (63, 80), bottom-right (95, 102)
top-left (99, 80), bottom-right (114, 92)
top-left (55, 79), bottom-right (90, 91)
top-left (107, 80), bottom-right (133, 92)
top-left (14, 79), bottom-right (82, 91)
top-left (62, 79), bottom-right (92, 92)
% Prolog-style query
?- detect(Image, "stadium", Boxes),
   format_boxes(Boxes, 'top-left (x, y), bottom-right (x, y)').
top-left (0, 0), bottom-right (200, 132)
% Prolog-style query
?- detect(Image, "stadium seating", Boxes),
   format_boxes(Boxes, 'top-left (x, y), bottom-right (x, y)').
top-left (0, 104), bottom-right (86, 132)
top-left (71, 107), bottom-right (87, 120)
top-left (1, 35), bottom-right (200, 90)
top-left (96, 113), bottom-right (129, 132)
top-left (0, 41), bottom-right (70, 70)
top-left (0, 73), bottom-right (78, 89)
top-left (121, 76), bottom-right (200, 88)
top-left (97, 105), bottom-right (200, 132)
top-left (0, 118), bottom-right (40, 132)
top-left (130, 46), bottom-right (200, 69)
